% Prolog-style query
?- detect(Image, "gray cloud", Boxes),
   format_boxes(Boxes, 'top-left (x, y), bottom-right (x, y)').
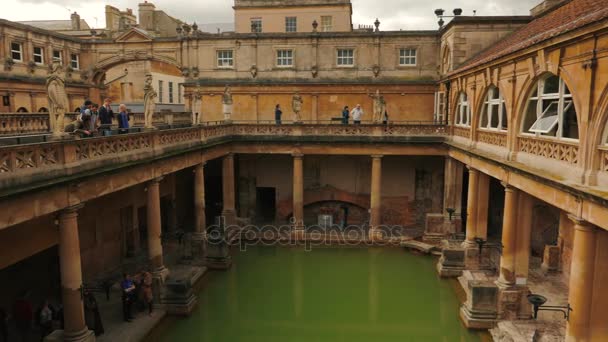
top-left (14, 0), bottom-right (541, 30)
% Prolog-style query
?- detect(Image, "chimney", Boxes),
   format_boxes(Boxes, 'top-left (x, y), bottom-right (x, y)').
top-left (138, 1), bottom-right (156, 31)
top-left (71, 12), bottom-right (81, 30)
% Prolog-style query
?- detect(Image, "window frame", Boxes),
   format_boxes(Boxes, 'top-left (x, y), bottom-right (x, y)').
top-left (398, 48), bottom-right (417, 66)
top-left (216, 49), bottom-right (234, 69)
top-left (11, 42), bottom-right (23, 62)
top-left (250, 18), bottom-right (262, 33)
top-left (285, 16), bottom-right (297, 33)
top-left (168, 82), bottom-right (174, 104)
top-left (455, 92), bottom-right (471, 127)
top-left (158, 80), bottom-right (164, 103)
top-left (70, 53), bottom-right (79, 70)
top-left (52, 50), bottom-right (63, 64)
top-left (479, 86), bottom-right (507, 132)
top-left (321, 16), bottom-right (333, 32)
top-left (276, 49), bottom-right (294, 68)
top-left (33, 46), bottom-right (44, 65)
top-left (336, 48), bottom-right (355, 67)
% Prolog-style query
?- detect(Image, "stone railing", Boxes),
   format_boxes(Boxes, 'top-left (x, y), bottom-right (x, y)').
top-left (0, 122), bottom-right (446, 179)
top-left (599, 147), bottom-right (608, 172)
top-left (477, 130), bottom-right (507, 148)
top-left (452, 126), bottom-right (471, 139)
top-left (0, 112), bottom-right (193, 135)
top-left (517, 136), bottom-right (579, 165)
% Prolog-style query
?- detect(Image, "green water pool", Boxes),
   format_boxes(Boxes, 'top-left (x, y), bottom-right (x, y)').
top-left (154, 246), bottom-right (483, 342)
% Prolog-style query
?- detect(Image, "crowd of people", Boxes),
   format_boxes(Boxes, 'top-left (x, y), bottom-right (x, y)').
top-left (120, 271), bottom-right (155, 323)
top-left (65, 98), bottom-right (131, 137)
top-left (273, 103), bottom-right (388, 124)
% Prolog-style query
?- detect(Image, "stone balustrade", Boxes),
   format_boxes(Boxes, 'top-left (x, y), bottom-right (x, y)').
top-left (517, 135), bottom-right (579, 165)
top-left (477, 130), bottom-right (507, 148)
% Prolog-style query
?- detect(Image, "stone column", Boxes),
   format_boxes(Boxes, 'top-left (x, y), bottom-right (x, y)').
top-left (292, 153), bottom-right (304, 231)
top-left (514, 192), bottom-right (533, 285)
top-left (222, 154), bottom-right (237, 226)
top-left (475, 172), bottom-right (490, 240)
top-left (443, 157), bottom-right (464, 232)
top-left (369, 155), bottom-right (383, 239)
top-left (193, 162), bottom-right (207, 239)
top-left (57, 205), bottom-right (94, 342)
top-left (147, 178), bottom-right (168, 279)
top-left (496, 183), bottom-right (519, 288)
top-left (463, 166), bottom-right (479, 248)
top-left (566, 216), bottom-right (597, 342)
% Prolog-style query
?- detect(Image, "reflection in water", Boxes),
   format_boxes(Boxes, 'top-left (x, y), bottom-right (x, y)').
top-left (156, 246), bottom-right (481, 342)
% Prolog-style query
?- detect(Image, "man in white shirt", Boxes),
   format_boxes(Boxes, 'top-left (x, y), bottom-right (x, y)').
top-left (350, 104), bottom-right (364, 124)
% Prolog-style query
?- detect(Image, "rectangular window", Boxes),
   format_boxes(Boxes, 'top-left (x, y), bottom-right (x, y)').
top-left (33, 46), bottom-right (44, 64)
top-left (336, 49), bottom-right (354, 66)
top-left (158, 80), bottom-right (164, 103)
top-left (285, 17), bottom-right (297, 32)
top-left (70, 54), bottom-right (79, 69)
top-left (216, 50), bottom-right (234, 68)
top-left (2, 96), bottom-right (9, 107)
top-left (251, 18), bottom-right (262, 33)
top-left (178, 85), bottom-right (182, 104)
top-left (52, 50), bottom-right (62, 64)
top-left (399, 48), bottom-right (417, 66)
top-left (434, 91), bottom-right (446, 123)
top-left (276, 49), bottom-right (294, 67)
top-left (321, 16), bottom-right (333, 32)
top-left (11, 42), bottom-right (22, 61)
top-left (168, 82), bottom-right (174, 104)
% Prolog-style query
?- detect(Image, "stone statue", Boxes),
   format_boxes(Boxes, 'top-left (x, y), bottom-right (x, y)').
top-left (222, 85), bottom-right (233, 122)
top-left (46, 62), bottom-right (69, 137)
top-left (292, 92), bottom-right (303, 123)
top-left (143, 73), bottom-right (157, 129)
top-left (191, 85), bottom-right (202, 125)
top-left (369, 89), bottom-right (385, 123)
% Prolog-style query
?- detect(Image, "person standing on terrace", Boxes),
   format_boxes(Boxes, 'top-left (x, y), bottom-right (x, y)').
top-left (117, 104), bottom-right (130, 134)
top-left (350, 104), bottom-right (363, 124)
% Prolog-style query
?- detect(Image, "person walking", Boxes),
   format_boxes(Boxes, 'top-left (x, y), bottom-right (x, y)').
top-left (141, 271), bottom-right (154, 316)
top-left (117, 104), bottom-right (130, 134)
top-left (121, 273), bottom-right (135, 322)
top-left (98, 98), bottom-right (114, 130)
top-left (275, 104), bottom-right (282, 125)
top-left (341, 106), bottom-right (349, 124)
top-left (350, 104), bottom-right (363, 124)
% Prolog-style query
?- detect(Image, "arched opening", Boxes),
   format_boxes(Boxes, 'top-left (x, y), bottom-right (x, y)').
top-left (16, 107), bottom-right (28, 113)
top-left (38, 107), bottom-right (48, 113)
top-left (441, 45), bottom-right (452, 74)
top-left (521, 74), bottom-right (578, 140)
top-left (455, 91), bottom-right (471, 127)
top-left (479, 86), bottom-right (508, 131)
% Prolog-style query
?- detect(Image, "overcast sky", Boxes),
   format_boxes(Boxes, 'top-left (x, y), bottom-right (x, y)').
top-left (3, 0), bottom-right (541, 30)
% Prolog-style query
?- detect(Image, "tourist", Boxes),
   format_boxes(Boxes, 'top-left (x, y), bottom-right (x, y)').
top-left (275, 104), bottom-right (282, 125)
top-left (121, 273), bottom-right (136, 322)
top-left (141, 270), bottom-right (154, 316)
top-left (13, 292), bottom-right (33, 342)
top-left (39, 300), bottom-right (53, 339)
top-left (341, 106), bottom-right (349, 124)
top-left (350, 104), bottom-right (363, 124)
top-left (89, 103), bottom-right (99, 133)
top-left (98, 98), bottom-right (114, 130)
top-left (0, 307), bottom-right (8, 342)
top-left (84, 291), bottom-right (104, 336)
top-left (117, 104), bottom-right (130, 134)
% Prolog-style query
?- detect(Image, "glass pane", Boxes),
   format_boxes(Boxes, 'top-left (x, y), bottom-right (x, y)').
top-left (522, 100), bottom-right (538, 132)
top-left (501, 103), bottom-right (508, 130)
top-left (561, 101), bottom-right (578, 139)
top-left (480, 104), bottom-right (489, 128)
top-left (490, 104), bottom-right (498, 128)
top-left (543, 76), bottom-right (559, 94)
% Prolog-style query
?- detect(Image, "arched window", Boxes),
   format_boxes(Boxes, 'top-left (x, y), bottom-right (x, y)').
top-left (479, 86), bottom-right (507, 131)
top-left (454, 92), bottom-right (471, 127)
top-left (522, 75), bottom-right (578, 140)
top-left (16, 107), bottom-right (28, 113)
top-left (38, 107), bottom-right (48, 112)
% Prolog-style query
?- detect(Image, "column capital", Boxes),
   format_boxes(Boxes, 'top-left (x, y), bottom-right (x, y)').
top-left (292, 152), bottom-right (304, 158)
top-left (371, 154), bottom-right (383, 159)
top-left (567, 214), bottom-right (596, 232)
top-left (466, 165), bottom-right (477, 173)
top-left (148, 176), bottom-right (164, 185)
top-left (501, 182), bottom-right (517, 192)
top-left (60, 203), bottom-right (84, 217)
top-left (224, 152), bottom-right (234, 158)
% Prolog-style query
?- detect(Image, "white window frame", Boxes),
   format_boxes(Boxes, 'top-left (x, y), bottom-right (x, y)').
top-left (285, 17), bottom-right (297, 32)
top-left (52, 50), bottom-right (63, 64)
top-left (434, 91), bottom-right (446, 123)
top-left (321, 16), bottom-right (333, 32)
top-left (399, 48), bottom-right (417, 66)
top-left (216, 50), bottom-right (234, 68)
top-left (33, 46), bottom-right (44, 65)
top-left (178, 85), bottom-right (183, 104)
top-left (70, 53), bottom-right (79, 70)
top-left (168, 82), bottom-right (174, 104)
top-left (523, 76), bottom-right (577, 140)
top-left (158, 80), bottom-right (164, 103)
top-left (336, 48), bottom-right (354, 67)
top-left (479, 86), bottom-right (507, 131)
top-left (11, 42), bottom-right (23, 62)
top-left (251, 18), bottom-right (262, 33)
top-left (455, 92), bottom-right (471, 127)
top-left (276, 49), bottom-right (294, 67)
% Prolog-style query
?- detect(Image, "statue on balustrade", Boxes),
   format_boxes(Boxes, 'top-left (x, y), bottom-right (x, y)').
top-left (292, 92), bottom-right (303, 123)
top-left (222, 85), bottom-right (233, 122)
top-left (143, 73), bottom-right (157, 129)
top-left (191, 85), bottom-right (202, 125)
top-left (369, 89), bottom-right (386, 123)
top-left (46, 62), bottom-right (69, 137)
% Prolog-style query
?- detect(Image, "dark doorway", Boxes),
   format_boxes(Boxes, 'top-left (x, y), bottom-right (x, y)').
top-left (138, 206), bottom-right (147, 248)
top-left (205, 158), bottom-right (223, 227)
top-left (256, 187), bottom-right (276, 223)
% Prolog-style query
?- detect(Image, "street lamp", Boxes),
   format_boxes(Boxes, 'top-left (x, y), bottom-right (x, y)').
top-left (527, 294), bottom-right (572, 321)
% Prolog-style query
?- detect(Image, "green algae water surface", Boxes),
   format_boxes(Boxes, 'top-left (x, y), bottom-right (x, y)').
top-left (155, 246), bottom-right (482, 342)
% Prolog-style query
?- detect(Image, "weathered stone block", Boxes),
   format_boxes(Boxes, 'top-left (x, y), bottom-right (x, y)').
top-left (436, 247), bottom-right (465, 277)
top-left (541, 245), bottom-right (560, 273)
top-left (460, 280), bottom-right (498, 329)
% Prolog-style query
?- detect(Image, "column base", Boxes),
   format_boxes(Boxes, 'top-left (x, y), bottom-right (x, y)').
top-left (44, 328), bottom-right (95, 342)
top-left (161, 278), bottom-right (199, 316)
top-left (460, 305), bottom-right (497, 329)
top-left (205, 255), bottom-right (232, 270)
top-left (460, 280), bottom-right (499, 329)
top-left (221, 209), bottom-right (237, 227)
top-left (291, 228), bottom-right (305, 241)
top-left (436, 247), bottom-right (465, 278)
top-left (368, 228), bottom-right (383, 241)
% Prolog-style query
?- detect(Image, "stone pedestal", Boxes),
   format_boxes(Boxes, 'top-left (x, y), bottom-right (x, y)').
top-left (436, 246), bottom-right (465, 277)
top-left (496, 286), bottom-right (532, 321)
top-left (223, 104), bottom-right (232, 122)
top-left (44, 330), bottom-right (95, 342)
top-left (205, 227), bottom-right (232, 270)
top-left (460, 280), bottom-right (499, 329)
top-left (423, 213), bottom-right (449, 242)
top-left (541, 245), bottom-right (560, 273)
top-left (161, 278), bottom-right (198, 316)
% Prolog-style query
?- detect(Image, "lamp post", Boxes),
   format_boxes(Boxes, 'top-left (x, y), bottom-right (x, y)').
top-left (527, 294), bottom-right (572, 321)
